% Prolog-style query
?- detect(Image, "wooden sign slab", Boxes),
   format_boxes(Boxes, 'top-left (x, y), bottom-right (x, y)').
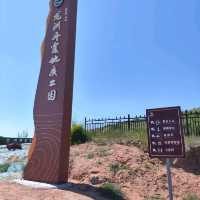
top-left (23, 0), bottom-right (77, 184)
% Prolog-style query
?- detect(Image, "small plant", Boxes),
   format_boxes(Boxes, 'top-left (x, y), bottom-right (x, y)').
top-left (98, 148), bottom-right (109, 157)
top-left (86, 152), bottom-right (94, 159)
top-left (98, 183), bottom-right (125, 200)
top-left (109, 162), bottom-right (129, 175)
top-left (183, 194), bottom-right (200, 200)
top-left (120, 164), bottom-right (129, 170)
top-left (109, 163), bottom-right (121, 175)
top-left (96, 160), bottom-right (102, 165)
top-left (0, 163), bottom-right (10, 173)
top-left (144, 162), bottom-right (153, 170)
top-left (144, 194), bottom-right (163, 200)
top-left (128, 169), bottom-right (137, 177)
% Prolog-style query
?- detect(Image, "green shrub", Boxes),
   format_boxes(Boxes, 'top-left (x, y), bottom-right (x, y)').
top-left (71, 124), bottom-right (90, 145)
top-left (183, 194), bottom-right (200, 200)
top-left (0, 163), bottom-right (10, 173)
top-left (98, 183), bottom-right (125, 200)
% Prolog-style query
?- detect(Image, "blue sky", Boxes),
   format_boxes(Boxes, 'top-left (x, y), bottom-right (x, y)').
top-left (0, 0), bottom-right (200, 137)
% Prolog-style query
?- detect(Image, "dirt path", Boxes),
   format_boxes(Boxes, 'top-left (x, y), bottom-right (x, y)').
top-left (0, 181), bottom-right (108, 200)
top-left (0, 143), bottom-right (200, 199)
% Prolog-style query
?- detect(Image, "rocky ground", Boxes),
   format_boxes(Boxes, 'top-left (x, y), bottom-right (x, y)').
top-left (0, 144), bottom-right (28, 181)
top-left (0, 143), bottom-right (200, 200)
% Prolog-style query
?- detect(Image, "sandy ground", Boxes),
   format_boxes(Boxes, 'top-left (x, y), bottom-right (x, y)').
top-left (69, 143), bottom-right (200, 200)
top-left (0, 143), bottom-right (200, 200)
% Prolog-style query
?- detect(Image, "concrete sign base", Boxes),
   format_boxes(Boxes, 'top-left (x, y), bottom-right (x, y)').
top-left (14, 179), bottom-right (72, 189)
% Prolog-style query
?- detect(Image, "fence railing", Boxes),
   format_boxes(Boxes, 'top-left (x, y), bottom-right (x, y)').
top-left (85, 111), bottom-right (200, 136)
top-left (0, 137), bottom-right (32, 145)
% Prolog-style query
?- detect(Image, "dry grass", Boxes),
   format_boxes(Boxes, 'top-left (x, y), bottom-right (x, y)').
top-left (86, 128), bottom-right (148, 151)
top-left (87, 129), bottom-right (200, 152)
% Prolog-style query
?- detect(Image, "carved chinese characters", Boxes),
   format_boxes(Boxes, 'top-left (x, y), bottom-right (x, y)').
top-left (47, 11), bottom-right (62, 102)
top-left (23, 0), bottom-right (77, 184)
top-left (146, 107), bottom-right (185, 158)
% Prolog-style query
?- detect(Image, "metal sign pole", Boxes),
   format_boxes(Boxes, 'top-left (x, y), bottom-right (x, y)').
top-left (147, 107), bottom-right (185, 200)
top-left (166, 158), bottom-right (173, 200)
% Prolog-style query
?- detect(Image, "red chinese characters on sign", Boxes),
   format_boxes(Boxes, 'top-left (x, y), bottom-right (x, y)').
top-left (146, 107), bottom-right (185, 158)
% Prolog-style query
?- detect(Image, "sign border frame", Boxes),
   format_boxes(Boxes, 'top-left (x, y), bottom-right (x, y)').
top-left (146, 106), bottom-right (186, 158)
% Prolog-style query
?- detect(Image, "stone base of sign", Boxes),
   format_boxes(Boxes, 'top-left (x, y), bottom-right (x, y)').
top-left (13, 179), bottom-right (73, 189)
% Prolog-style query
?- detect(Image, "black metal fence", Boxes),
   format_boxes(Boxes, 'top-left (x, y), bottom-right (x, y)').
top-left (6, 137), bottom-right (32, 144)
top-left (0, 137), bottom-right (32, 145)
top-left (85, 111), bottom-right (200, 136)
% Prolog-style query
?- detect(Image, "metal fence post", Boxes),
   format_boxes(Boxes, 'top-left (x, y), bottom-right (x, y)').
top-left (185, 110), bottom-right (190, 136)
top-left (84, 117), bottom-right (87, 133)
top-left (166, 158), bottom-right (173, 200)
top-left (84, 111), bottom-right (200, 136)
top-left (128, 114), bottom-right (130, 131)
